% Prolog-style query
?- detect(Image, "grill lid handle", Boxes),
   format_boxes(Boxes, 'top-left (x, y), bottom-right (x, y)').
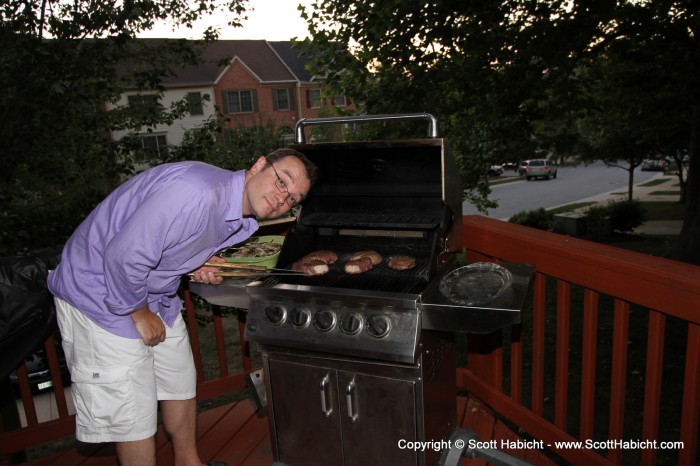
top-left (294, 112), bottom-right (439, 143)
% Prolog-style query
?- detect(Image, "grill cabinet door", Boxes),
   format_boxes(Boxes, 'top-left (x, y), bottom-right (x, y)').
top-left (267, 359), bottom-right (343, 466)
top-left (338, 371), bottom-right (418, 466)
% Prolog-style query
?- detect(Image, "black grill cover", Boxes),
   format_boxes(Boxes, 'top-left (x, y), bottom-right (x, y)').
top-left (0, 248), bottom-right (61, 380)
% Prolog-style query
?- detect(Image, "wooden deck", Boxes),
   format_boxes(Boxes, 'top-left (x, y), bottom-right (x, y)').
top-left (19, 394), bottom-right (560, 466)
top-left (6, 216), bottom-right (697, 465)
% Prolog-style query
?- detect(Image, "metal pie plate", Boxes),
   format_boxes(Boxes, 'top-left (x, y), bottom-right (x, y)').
top-left (439, 262), bottom-right (513, 306)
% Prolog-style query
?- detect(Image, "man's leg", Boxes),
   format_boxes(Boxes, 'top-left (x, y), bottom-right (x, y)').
top-left (54, 299), bottom-right (160, 464)
top-left (115, 437), bottom-right (157, 466)
top-left (161, 398), bottom-right (202, 466)
top-left (154, 313), bottom-right (205, 465)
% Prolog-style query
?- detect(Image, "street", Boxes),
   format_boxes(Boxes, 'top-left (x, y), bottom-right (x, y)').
top-left (462, 161), bottom-right (661, 220)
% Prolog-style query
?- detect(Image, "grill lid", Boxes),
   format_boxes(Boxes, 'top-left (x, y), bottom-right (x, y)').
top-left (291, 139), bottom-right (459, 232)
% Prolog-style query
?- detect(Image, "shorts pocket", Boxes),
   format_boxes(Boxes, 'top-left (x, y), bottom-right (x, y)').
top-left (71, 365), bottom-right (136, 429)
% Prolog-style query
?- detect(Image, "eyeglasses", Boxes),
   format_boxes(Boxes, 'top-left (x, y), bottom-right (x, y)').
top-left (266, 158), bottom-right (299, 208)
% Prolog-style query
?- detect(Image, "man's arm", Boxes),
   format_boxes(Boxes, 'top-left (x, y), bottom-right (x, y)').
top-left (131, 306), bottom-right (166, 346)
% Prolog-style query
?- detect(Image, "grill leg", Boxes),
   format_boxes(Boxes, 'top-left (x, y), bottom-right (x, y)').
top-left (237, 312), bottom-right (252, 372)
top-left (246, 369), bottom-right (267, 413)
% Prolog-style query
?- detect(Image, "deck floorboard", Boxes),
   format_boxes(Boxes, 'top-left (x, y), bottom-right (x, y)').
top-left (21, 395), bottom-right (560, 466)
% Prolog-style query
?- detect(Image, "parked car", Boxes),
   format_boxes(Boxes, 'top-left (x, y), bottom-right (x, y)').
top-left (488, 164), bottom-right (504, 177)
top-left (518, 160), bottom-right (529, 176)
top-left (9, 340), bottom-right (70, 397)
top-left (641, 159), bottom-right (667, 171)
top-left (522, 159), bottom-right (558, 180)
top-left (502, 161), bottom-right (518, 172)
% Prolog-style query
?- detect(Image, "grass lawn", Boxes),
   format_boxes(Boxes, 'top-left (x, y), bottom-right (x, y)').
top-left (649, 190), bottom-right (681, 196)
top-left (547, 201), bottom-right (595, 215)
top-left (638, 177), bottom-right (672, 187)
top-left (601, 233), bottom-right (678, 257)
top-left (642, 201), bottom-right (686, 220)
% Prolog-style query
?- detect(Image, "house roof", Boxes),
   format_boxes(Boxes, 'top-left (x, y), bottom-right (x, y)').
top-left (127, 39), bottom-right (317, 89)
top-left (269, 41), bottom-right (319, 82)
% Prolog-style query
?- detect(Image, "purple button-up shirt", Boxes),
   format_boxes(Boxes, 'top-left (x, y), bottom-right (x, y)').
top-left (48, 161), bottom-right (258, 338)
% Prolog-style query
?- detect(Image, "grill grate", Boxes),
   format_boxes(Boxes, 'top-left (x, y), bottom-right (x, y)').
top-left (270, 253), bottom-right (431, 294)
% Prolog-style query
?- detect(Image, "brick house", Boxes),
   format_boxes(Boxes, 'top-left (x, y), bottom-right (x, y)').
top-left (110, 39), bottom-right (353, 156)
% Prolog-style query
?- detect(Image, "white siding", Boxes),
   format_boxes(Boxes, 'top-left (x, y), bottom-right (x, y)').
top-left (109, 86), bottom-right (217, 146)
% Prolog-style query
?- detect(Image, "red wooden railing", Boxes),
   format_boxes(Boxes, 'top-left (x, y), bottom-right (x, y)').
top-left (459, 215), bottom-right (699, 466)
top-left (0, 289), bottom-right (251, 465)
top-left (1, 215), bottom-right (698, 466)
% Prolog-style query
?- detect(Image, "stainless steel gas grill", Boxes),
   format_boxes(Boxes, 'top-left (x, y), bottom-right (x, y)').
top-left (190, 114), bottom-right (533, 466)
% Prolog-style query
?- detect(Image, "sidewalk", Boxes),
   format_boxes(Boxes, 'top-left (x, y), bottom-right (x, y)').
top-left (567, 172), bottom-right (683, 235)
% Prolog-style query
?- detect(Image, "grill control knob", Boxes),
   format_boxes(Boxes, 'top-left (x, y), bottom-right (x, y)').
top-left (264, 305), bottom-right (287, 326)
top-left (366, 315), bottom-right (391, 339)
top-left (289, 307), bottom-right (311, 329)
top-left (313, 310), bottom-right (336, 332)
top-left (340, 313), bottom-right (363, 335)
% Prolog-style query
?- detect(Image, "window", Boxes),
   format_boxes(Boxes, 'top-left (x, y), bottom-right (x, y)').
top-left (279, 126), bottom-right (294, 144)
top-left (223, 90), bottom-right (257, 114)
top-left (307, 89), bottom-right (321, 109)
top-left (138, 134), bottom-right (168, 161)
top-left (273, 88), bottom-right (291, 111)
top-left (186, 92), bottom-right (203, 116)
top-left (128, 94), bottom-right (160, 109)
top-left (334, 95), bottom-right (347, 107)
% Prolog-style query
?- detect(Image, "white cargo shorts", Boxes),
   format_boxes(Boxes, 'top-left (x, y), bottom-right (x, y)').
top-left (55, 298), bottom-right (197, 443)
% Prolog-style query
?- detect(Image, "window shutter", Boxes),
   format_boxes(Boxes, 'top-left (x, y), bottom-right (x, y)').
top-left (252, 89), bottom-right (259, 112)
top-left (289, 88), bottom-right (295, 110)
top-left (221, 91), bottom-right (230, 114)
top-left (272, 89), bottom-right (278, 111)
top-left (305, 90), bottom-right (310, 108)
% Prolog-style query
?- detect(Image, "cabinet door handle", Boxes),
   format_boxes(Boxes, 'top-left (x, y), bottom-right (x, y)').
top-left (346, 378), bottom-right (359, 422)
top-left (319, 374), bottom-right (333, 417)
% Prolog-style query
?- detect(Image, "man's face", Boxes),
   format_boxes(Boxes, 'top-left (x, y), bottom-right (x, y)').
top-left (242, 156), bottom-right (311, 219)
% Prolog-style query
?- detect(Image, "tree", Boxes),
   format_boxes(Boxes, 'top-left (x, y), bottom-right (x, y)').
top-left (0, 0), bottom-right (249, 255)
top-left (168, 114), bottom-right (289, 171)
top-left (300, 1), bottom-right (551, 211)
top-left (572, 49), bottom-right (671, 201)
top-left (301, 0), bottom-right (700, 263)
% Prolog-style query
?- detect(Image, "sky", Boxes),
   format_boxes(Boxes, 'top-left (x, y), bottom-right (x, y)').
top-left (138, 0), bottom-right (315, 41)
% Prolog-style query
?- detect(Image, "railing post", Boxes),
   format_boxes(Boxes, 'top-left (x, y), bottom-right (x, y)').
top-left (0, 378), bottom-right (26, 465)
top-left (463, 249), bottom-right (504, 388)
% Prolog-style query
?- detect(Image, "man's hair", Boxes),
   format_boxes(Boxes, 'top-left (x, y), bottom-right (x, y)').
top-left (265, 148), bottom-right (318, 186)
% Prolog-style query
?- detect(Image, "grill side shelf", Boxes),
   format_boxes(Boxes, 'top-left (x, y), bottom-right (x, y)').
top-left (420, 262), bottom-right (535, 334)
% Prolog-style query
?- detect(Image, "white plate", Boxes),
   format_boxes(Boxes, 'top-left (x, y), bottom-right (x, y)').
top-left (439, 262), bottom-right (513, 306)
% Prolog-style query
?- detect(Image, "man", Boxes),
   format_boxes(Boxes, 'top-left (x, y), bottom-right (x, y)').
top-left (48, 148), bottom-right (316, 466)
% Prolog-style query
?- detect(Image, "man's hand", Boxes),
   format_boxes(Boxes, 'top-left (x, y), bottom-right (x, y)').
top-left (131, 307), bottom-right (166, 346)
top-left (190, 255), bottom-right (226, 285)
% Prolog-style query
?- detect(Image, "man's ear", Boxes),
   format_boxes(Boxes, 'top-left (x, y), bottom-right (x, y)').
top-left (248, 156), bottom-right (267, 176)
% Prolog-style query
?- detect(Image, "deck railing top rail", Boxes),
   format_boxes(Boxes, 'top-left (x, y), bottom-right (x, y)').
top-left (462, 214), bottom-right (699, 324)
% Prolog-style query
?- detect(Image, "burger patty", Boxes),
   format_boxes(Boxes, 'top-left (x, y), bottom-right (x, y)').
top-left (291, 258), bottom-right (329, 276)
top-left (300, 250), bottom-right (339, 265)
top-left (387, 255), bottom-right (416, 271)
top-left (348, 250), bottom-right (383, 266)
top-left (344, 256), bottom-right (373, 274)
top-left (291, 249), bottom-right (339, 276)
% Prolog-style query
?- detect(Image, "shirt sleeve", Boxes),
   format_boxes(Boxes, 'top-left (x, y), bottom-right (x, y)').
top-left (102, 180), bottom-right (211, 316)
